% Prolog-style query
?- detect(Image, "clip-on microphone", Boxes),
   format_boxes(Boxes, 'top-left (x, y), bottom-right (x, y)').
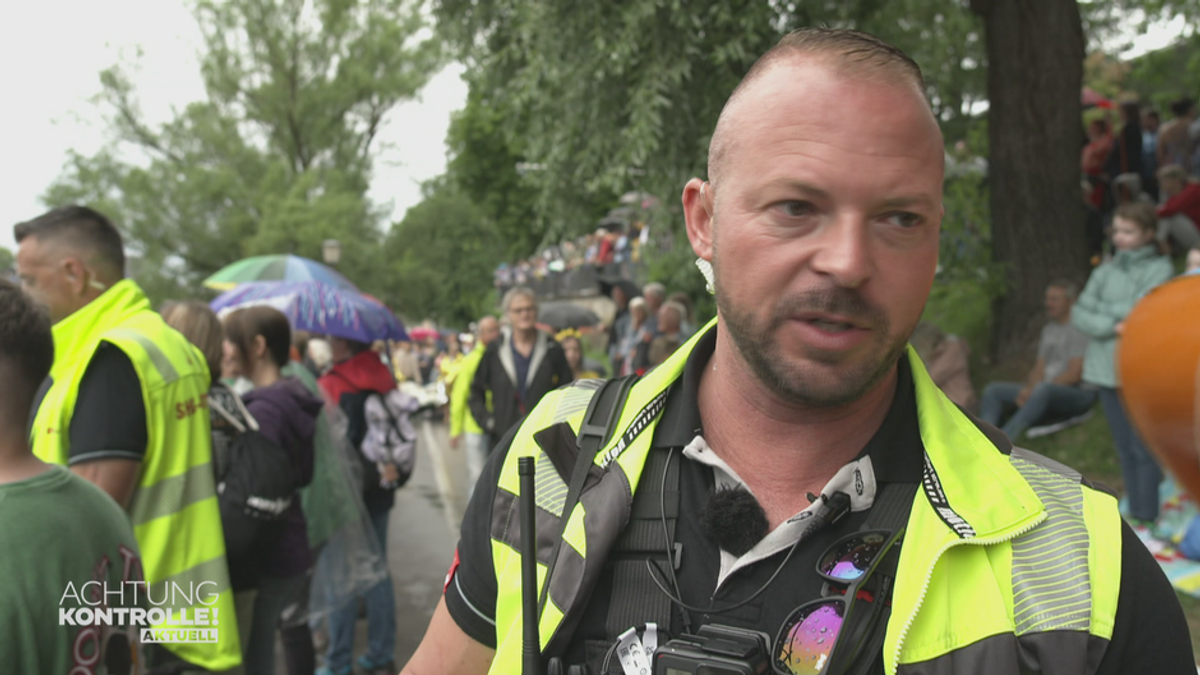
top-left (518, 457), bottom-right (544, 675)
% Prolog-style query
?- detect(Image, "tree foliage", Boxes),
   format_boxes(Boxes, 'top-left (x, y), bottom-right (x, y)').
top-left (433, 0), bottom-right (990, 241)
top-left (444, 84), bottom-right (544, 259)
top-left (381, 179), bottom-right (503, 327)
top-left (44, 0), bottom-right (442, 304)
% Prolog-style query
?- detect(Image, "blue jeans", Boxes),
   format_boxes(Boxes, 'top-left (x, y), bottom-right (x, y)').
top-left (979, 381), bottom-right (1097, 440)
top-left (1098, 388), bottom-right (1163, 523)
top-left (326, 509), bottom-right (396, 670)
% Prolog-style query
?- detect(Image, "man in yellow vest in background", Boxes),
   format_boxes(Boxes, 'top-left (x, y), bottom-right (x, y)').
top-left (16, 206), bottom-right (241, 672)
top-left (403, 29), bottom-right (1193, 675)
top-left (450, 315), bottom-right (501, 492)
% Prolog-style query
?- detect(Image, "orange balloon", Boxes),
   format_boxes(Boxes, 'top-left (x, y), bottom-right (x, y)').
top-left (1118, 274), bottom-right (1200, 500)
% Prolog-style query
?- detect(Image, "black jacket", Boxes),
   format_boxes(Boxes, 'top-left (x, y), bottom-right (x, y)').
top-left (469, 329), bottom-right (573, 442)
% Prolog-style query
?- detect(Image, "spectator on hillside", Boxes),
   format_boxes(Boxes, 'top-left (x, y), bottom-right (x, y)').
top-left (667, 291), bottom-right (697, 338)
top-left (1107, 102), bottom-right (1144, 204)
top-left (641, 282), bottom-right (666, 336)
top-left (980, 281), bottom-right (1095, 440)
top-left (606, 281), bottom-right (637, 368)
top-left (1155, 164), bottom-right (1200, 250)
top-left (909, 322), bottom-right (976, 411)
top-left (1142, 108), bottom-right (1161, 199)
top-left (469, 288), bottom-right (573, 448)
top-left (1158, 98), bottom-right (1195, 173)
top-left (618, 297), bottom-right (652, 376)
top-left (648, 301), bottom-right (686, 366)
top-left (1111, 173), bottom-right (1155, 209)
top-left (1083, 118), bottom-right (1113, 211)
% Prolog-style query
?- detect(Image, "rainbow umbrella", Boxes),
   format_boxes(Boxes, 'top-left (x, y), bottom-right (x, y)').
top-left (210, 281), bottom-right (407, 343)
top-left (203, 254), bottom-right (357, 291)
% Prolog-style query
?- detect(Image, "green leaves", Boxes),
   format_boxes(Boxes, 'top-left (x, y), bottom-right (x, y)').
top-left (44, 0), bottom-right (444, 305)
top-left (381, 178), bottom-right (503, 327)
top-left (432, 0), bottom-right (990, 245)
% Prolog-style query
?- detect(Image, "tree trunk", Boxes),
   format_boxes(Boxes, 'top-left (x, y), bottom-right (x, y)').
top-left (971, 0), bottom-right (1090, 362)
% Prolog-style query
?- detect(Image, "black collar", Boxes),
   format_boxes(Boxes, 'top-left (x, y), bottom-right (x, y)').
top-left (652, 326), bottom-right (925, 483)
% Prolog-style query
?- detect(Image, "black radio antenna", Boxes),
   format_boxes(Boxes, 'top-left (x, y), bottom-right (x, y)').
top-left (518, 457), bottom-right (544, 675)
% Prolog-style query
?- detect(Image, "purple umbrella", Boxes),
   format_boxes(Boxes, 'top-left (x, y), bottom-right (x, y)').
top-left (210, 281), bottom-right (408, 343)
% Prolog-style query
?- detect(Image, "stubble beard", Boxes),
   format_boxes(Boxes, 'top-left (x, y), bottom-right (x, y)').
top-left (712, 253), bottom-right (911, 408)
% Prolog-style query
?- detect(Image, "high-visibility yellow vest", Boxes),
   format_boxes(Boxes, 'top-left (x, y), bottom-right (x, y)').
top-left (30, 279), bottom-right (242, 670)
top-left (486, 320), bottom-right (1122, 674)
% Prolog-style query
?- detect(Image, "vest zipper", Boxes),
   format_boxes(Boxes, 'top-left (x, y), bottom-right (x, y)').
top-left (890, 512), bottom-right (1046, 673)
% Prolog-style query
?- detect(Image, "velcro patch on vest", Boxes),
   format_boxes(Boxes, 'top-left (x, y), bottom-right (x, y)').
top-left (922, 453), bottom-right (977, 539)
top-left (597, 389), bottom-right (669, 470)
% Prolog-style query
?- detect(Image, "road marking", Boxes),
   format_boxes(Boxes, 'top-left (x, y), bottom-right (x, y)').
top-left (417, 420), bottom-right (464, 534)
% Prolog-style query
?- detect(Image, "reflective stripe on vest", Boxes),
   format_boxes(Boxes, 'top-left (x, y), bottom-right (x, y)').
top-left (487, 319), bottom-right (1123, 675)
top-left (30, 280), bottom-right (242, 670)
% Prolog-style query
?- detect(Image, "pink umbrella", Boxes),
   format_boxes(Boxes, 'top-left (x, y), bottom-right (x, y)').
top-left (409, 327), bottom-right (439, 342)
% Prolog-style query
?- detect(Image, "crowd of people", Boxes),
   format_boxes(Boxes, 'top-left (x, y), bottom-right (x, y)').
top-left (1082, 98), bottom-right (1200, 259)
top-left (6, 25), bottom-right (1200, 675)
top-left (0, 201), bottom-right (704, 674)
top-left (492, 198), bottom-right (660, 299)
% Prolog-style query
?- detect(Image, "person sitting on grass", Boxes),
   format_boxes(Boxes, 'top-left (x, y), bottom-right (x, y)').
top-left (980, 280), bottom-right (1095, 440)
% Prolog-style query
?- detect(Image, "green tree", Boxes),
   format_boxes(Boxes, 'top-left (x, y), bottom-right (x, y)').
top-left (44, 0), bottom-right (442, 304)
top-left (444, 83), bottom-right (544, 259)
top-left (0, 246), bottom-right (13, 273)
top-left (434, 1), bottom-right (988, 232)
top-left (382, 179), bottom-right (504, 327)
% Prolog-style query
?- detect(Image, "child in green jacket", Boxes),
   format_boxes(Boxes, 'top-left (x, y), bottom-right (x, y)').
top-left (1072, 202), bottom-right (1174, 532)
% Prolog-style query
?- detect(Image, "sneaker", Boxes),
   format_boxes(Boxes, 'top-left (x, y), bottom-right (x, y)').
top-left (1131, 521), bottom-right (1170, 557)
top-left (1025, 410), bottom-right (1094, 439)
top-left (357, 654), bottom-right (396, 675)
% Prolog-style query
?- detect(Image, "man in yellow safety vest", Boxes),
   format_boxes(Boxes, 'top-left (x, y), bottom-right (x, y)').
top-left (17, 206), bottom-right (241, 672)
top-left (400, 28), bottom-right (1193, 675)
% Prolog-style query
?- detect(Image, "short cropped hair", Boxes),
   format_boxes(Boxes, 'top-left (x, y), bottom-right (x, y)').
top-left (1171, 98), bottom-right (1195, 118)
top-left (1047, 279), bottom-right (1079, 301)
top-left (162, 301), bottom-right (224, 382)
top-left (709, 28), bottom-right (929, 184)
top-left (223, 306), bottom-right (292, 370)
top-left (13, 206), bottom-right (126, 281)
top-left (0, 279), bottom-right (54, 424)
top-left (502, 286), bottom-right (537, 313)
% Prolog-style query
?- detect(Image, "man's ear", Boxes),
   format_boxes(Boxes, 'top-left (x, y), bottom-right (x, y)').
top-left (62, 257), bottom-right (88, 294)
top-left (682, 178), bottom-right (715, 263)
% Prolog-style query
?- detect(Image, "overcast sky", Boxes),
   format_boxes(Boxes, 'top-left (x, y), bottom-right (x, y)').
top-left (0, 2), bottom-right (1187, 254)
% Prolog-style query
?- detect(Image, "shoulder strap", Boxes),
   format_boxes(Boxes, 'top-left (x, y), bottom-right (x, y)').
top-left (209, 392), bottom-right (259, 433)
top-left (845, 480), bottom-right (919, 675)
top-left (536, 375), bottom-right (639, 626)
top-left (369, 391), bottom-right (411, 445)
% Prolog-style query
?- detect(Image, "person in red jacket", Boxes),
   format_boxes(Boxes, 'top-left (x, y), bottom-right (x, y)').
top-left (317, 338), bottom-right (400, 675)
top-left (1156, 163), bottom-right (1200, 249)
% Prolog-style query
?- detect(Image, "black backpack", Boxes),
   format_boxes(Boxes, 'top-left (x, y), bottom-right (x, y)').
top-left (210, 394), bottom-right (296, 589)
